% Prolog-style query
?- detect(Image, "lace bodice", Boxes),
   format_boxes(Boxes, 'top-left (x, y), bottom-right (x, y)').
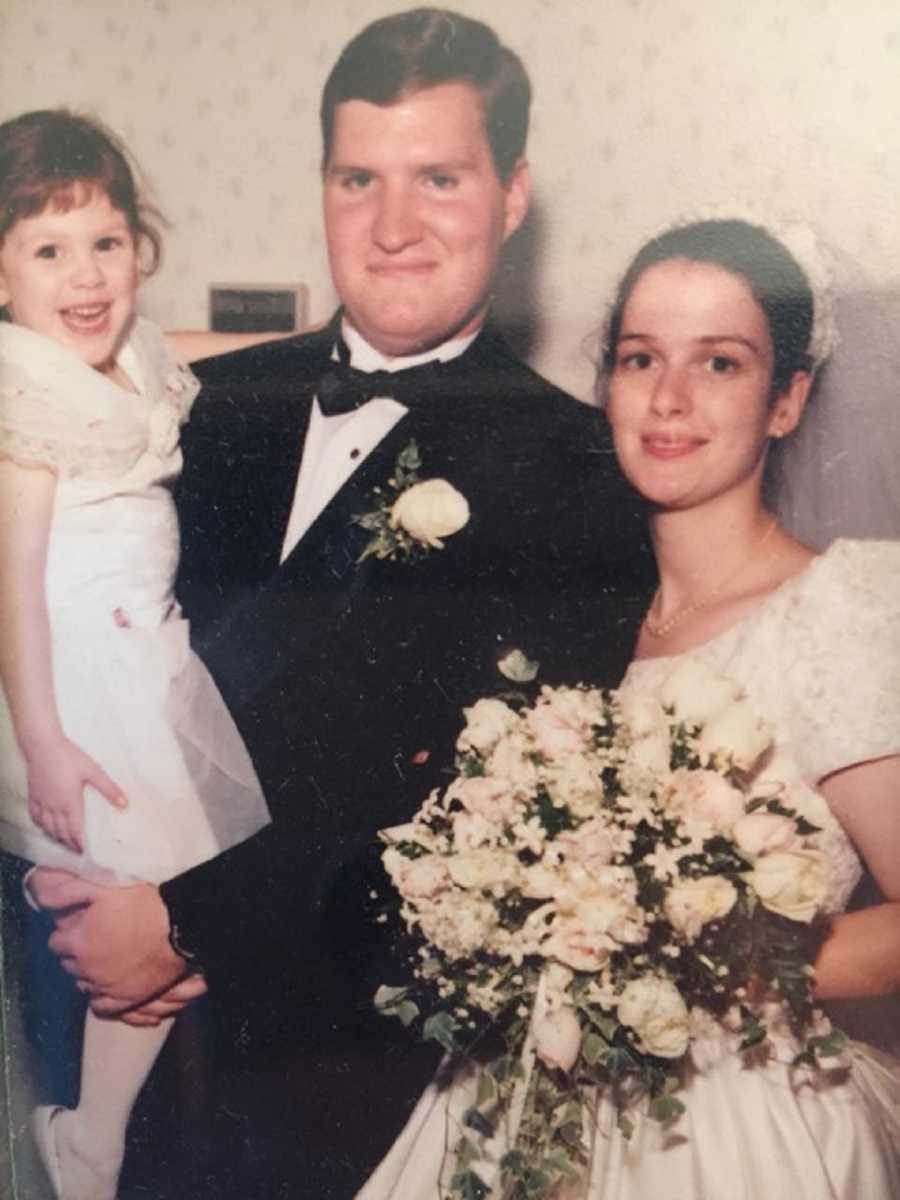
top-left (623, 539), bottom-right (900, 913)
top-left (0, 317), bottom-right (197, 483)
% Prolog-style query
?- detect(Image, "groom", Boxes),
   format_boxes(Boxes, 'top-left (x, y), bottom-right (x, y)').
top-left (33, 8), bottom-right (652, 1196)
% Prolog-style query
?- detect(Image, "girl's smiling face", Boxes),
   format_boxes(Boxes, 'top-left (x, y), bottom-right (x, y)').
top-left (0, 185), bottom-right (139, 373)
top-left (606, 257), bottom-right (806, 514)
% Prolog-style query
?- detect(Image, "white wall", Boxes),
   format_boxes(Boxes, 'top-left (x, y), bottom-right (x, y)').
top-left (3, 0), bottom-right (899, 400)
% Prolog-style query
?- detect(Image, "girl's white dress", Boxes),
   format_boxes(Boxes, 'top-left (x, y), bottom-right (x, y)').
top-left (360, 539), bottom-right (900, 1199)
top-left (0, 318), bottom-right (269, 884)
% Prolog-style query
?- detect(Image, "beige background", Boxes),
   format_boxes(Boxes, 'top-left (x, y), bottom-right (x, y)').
top-left (2, 0), bottom-right (899, 400)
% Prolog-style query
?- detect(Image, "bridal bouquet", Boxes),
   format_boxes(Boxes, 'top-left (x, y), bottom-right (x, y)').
top-left (376, 655), bottom-right (843, 1200)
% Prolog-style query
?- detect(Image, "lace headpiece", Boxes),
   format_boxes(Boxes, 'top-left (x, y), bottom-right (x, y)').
top-left (688, 204), bottom-right (840, 368)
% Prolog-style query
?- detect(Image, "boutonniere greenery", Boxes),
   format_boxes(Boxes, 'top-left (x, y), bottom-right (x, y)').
top-left (353, 439), bottom-right (470, 563)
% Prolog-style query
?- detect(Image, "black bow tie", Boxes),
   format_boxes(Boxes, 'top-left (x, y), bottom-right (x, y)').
top-left (316, 342), bottom-right (448, 416)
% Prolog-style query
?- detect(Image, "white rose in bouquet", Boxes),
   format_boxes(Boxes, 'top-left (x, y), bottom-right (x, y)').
top-left (619, 690), bottom-right (672, 790)
top-left (619, 691), bottom-right (669, 741)
top-left (544, 685), bottom-right (607, 730)
top-left (391, 853), bottom-right (451, 900)
top-left (527, 705), bottom-right (588, 758)
top-left (664, 876), bottom-right (738, 940)
top-left (527, 686), bottom-right (606, 759)
top-left (666, 769), bottom-right (746, 834)
top-left (697, 699), bottom-right (772, 771)
top-left (547, 870), bottom-right (646, 968)
top-left (452, 809), bottom-right (500, 851)
top-left (544, 916), bottom-right (616, 972)
top-left (617, 975), bottom-right (691, 1058)
top-left (449, 775), bottom-right (518, 825)
top-left (385, 845), bottom-right (446, 893)
top-left (520, 861), bottom-right (565, 899)
top-left (622, 730), bottom-right (671, 784)
top-left (557, 817), bottom-right (616, 874)
top-left (660, 660), bottom-right (743, 726)
top-left (390, 478), bottom-right (469, 547)
top-left (733, 811), bottom-right (799, 858)
top-left (448, 847), bottom-right (520, 893)
top-left (488, 731), bottom-right (540, 792)
top-left (568, 868), bottom-right (648, 946)
top-left (748, 851), bottom-right (827, 923)
top-left (543, 754), bottom-right (605, 818)
top-left (457, 698), bottom-right (520, 755)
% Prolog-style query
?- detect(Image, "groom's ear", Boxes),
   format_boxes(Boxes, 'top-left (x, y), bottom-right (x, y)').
top-left (501, 158), bottom-right (530, 242)
top-left (768, 370), bottom-right (812, 439)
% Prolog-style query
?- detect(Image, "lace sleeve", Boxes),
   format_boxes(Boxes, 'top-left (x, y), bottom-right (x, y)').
top-left (784, 540), bottom-right (900, 782)
top-left (0, 368), bottom-right (145, 479)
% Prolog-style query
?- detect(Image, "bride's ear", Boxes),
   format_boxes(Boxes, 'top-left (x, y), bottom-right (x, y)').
top-left (767, 370), bottom-right (812, 439)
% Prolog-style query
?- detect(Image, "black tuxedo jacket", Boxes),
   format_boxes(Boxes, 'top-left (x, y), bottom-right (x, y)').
top-left (159, 320), bottom-right (654, 1196)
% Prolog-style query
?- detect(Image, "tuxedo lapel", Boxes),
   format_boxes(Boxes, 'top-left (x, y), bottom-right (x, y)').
top-left (188, 328), bottom-right (334, 579)
top-left (248, 392), bottom-right (315, 578)
top-left (275, 410), bottom-right (413, 590)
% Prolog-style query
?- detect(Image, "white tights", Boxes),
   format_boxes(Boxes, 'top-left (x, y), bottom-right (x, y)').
top-left (52, 1010), bottom-right (173, 1199)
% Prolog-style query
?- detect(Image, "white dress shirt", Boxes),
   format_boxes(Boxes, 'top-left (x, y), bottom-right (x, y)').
top-left (279, 321), bottom-right (478, 561)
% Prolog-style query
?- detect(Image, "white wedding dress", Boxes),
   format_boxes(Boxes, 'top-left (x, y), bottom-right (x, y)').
top-left (360, 539), bottom-right (900, 1199)
top-left (0, 318), bottom-right (269, 884)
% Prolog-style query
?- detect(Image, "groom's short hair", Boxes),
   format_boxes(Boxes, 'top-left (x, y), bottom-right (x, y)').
top-left (320, 7), bottom-right (531, 182)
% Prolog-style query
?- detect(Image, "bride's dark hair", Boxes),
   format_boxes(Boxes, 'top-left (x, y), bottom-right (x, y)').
top-left (601, 219), bottom-right (814, 401)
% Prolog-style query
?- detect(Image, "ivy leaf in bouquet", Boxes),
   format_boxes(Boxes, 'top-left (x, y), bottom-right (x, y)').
top-left (375, 657), bottom-right (843, 1199)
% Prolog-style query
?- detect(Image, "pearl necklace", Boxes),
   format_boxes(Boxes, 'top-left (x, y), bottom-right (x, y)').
top-left (644, 519), bottom-right (778, 638)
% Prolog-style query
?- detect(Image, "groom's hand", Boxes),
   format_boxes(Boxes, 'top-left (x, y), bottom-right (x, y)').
top-left (29, 868), bottom-right (190, 1015)
top-left (118, 975), bottom-right (209, 1026)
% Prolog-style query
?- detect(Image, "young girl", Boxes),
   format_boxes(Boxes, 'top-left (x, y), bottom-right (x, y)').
top-left (0, 109), bottom-right (271, 1200)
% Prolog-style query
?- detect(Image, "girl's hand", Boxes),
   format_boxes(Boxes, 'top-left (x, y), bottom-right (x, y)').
top-left (24, 737), bottom-right (127, 854)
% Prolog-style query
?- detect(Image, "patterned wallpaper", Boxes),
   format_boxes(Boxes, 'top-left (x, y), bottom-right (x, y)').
top-left (2, 0), bottom-right (899, 400)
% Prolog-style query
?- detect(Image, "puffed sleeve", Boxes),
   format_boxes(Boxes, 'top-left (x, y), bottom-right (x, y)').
top-left (784, 539), bottom-right (900, 783)
top-left (0, 363), bottom-right (145, 479)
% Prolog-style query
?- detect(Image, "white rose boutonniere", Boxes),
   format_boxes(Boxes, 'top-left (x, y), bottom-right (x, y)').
top-left (353, 440), bottom-right (469, 562)
top-left (391, 478), bottom-right (469, 548)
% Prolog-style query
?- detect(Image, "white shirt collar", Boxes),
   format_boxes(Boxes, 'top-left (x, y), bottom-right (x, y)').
top-left (340, 319), bottom-right (480, 373)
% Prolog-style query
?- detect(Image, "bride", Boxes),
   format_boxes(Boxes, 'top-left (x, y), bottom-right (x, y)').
top-left (359, 218), bottom-right (900, 1198)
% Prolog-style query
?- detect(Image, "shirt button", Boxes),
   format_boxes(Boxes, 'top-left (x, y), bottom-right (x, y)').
top-left (350, 448), bottom-right (360, 459)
